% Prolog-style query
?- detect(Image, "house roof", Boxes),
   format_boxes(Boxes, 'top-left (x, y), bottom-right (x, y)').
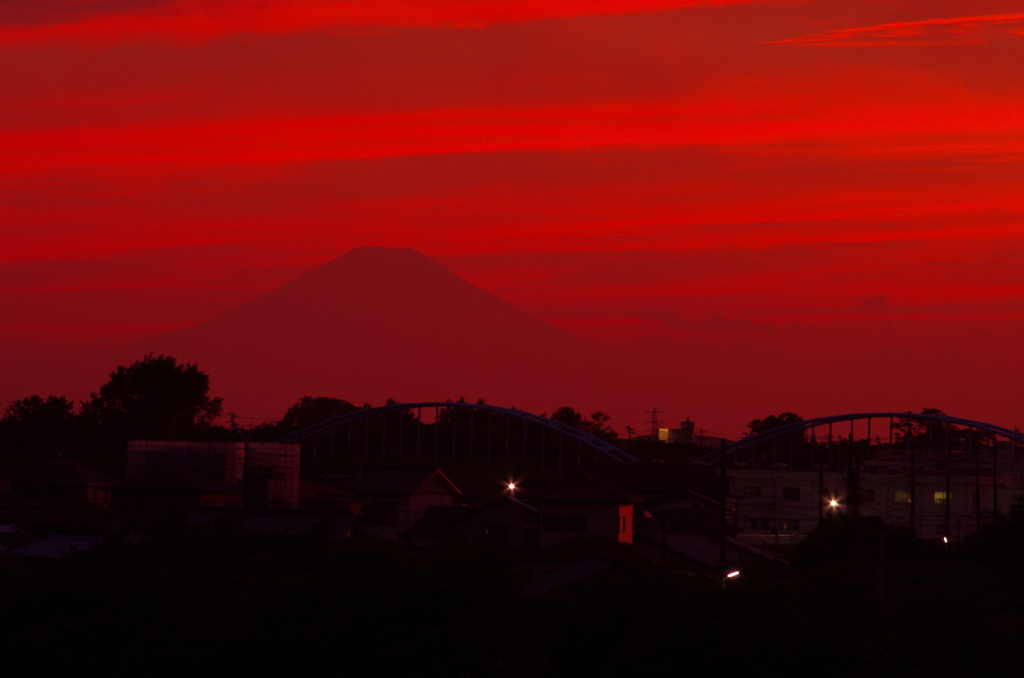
top-left (526, 534), bottom-right (650, 565)
top-left (447, 477), bottom-right (490, 503)
top-left (402, 505), bottom-right (475, 538)
top-left (6, 534), bottom-right (106, 558)
top-left (523, 474), bottom-right (642, 504)
top-left (634, 531), bottom-right (777, 568)
top-left (111, 467), bottom-right (241, 495)
top-left (580, 463), bottom-right (719, 499)
top-left (16, 462), bottom-right (116, 487)
top-left (357, 467), bottom-right (461, 497)
top-left (319, 474), bottom-right (362, 494)
top-left (300, 479), bottom-right (358, 502)
top-left (473, 495), bottom-right (539, 516)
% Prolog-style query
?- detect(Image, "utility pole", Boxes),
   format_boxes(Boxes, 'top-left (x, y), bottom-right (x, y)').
top-left (943, 430), bottom-right (952, 538)
top-left (814, 431), bottom-right (824, 521)
top-left (719, 439), bottom-right (728, 585)
top-left (908, 421), bottom-right (916, 534)
top-left (992, 438), bottom-right (999, 514)
top-left (973, 432), bottom-right (981, 527)
top-left (646, 408), bottom-right (661, 439)
top-left (847, 422), bottom-right (860, 518)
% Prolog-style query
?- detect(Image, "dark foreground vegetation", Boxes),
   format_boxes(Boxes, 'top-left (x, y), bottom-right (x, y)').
top-left (3, 513), bottom-right (1024, 678)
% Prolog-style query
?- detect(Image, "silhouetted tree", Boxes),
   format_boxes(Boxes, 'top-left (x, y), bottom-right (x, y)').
top-left (551, 406), bottom-right (584, 430)
top-left (893, 407), bottom-right (975, 450)
top-left (792, 514), bottom-right (945, 572)
top-left (748, 412), bottom-right (804, 439)
top-left (80, 354), bottom-right (222, 441)
top-left (551, 406), bottom-right (619, 443)
top-left (960, 495), bottom-right (1024, 591)
top-left (0, 395), bottom-right (76, 469)
top-left (586, 410), bottom-right (618, 442)
top-left (278, 395), bottom-right (360, 433)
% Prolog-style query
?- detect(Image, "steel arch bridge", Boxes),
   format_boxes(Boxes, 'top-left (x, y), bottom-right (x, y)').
top-left (691, 412), bottom-right (1024, 471)
top-left (279, 401), bottom-right (639, 466)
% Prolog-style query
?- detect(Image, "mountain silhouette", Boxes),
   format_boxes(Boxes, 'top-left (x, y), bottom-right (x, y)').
top-left (72, 247), bottom-right (635, 420)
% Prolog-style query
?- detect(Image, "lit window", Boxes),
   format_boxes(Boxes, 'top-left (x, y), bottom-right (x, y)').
top-left (933, 491), bottom-right (950, 505)
top-left (658, 428), bottom-right (670, 442)
top-left (619, 516), bottom-right (627, 533)
top-left (894, 490), bottom-right (912, 504)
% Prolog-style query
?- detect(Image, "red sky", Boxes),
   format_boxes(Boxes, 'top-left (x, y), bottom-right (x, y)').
top-left (2, 0), bottom-right (1023, 437)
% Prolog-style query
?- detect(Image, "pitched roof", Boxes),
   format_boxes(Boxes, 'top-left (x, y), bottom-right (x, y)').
top-left (472, 495), bottom-right (539, 517)
top-left (357, 467), bottom-right (461, 497)
top-left (634, 530), bottom-right (777, 568)
top-left (404, 496), bottom-right (537, 540)
top-left (580, 463), bottom-right (719, 499)
top-left (17, 462), bottom-right (116, 487)
top-left (526, 534), bottom-right (650, 565)
top-left (524, 474), bottom-right (641, 504)
top-left (402, 505), bottom-right (475, 538)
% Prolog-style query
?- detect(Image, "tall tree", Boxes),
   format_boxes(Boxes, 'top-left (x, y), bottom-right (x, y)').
top-left (893, 408), bottom-right (971, 450)
top-left (0, 395), bottom-right (76, 469)
top-left (551, 406), bottom-right (619, 443)
top-left (81, 354), bottom-right (223, 441)
top-left (551, 406), bottom-right (585, 430)
top-left (748, 412), bottom-right (805, 440)
top-left (276, 395), bottom-right (360, 435)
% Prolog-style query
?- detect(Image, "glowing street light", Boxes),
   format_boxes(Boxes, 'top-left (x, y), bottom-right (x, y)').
top-left (726, 570), bottom-right (741, 578)
top-left (829, 499), bottom-right (839, 508)
top-left (507, 482), bottom-right (516, 491)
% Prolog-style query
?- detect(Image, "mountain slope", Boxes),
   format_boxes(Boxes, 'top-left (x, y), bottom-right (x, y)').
top-left (85, 247), bottom-right (628, 419)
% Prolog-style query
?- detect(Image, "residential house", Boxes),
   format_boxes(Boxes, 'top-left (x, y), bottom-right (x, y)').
top-left (522, 474), bottom-right (641, 549)
top-left (356, 467), bottom-right (464, 540)
top-left (109, 467), bottom-right (243, 530)
top-left (403, 494), bottom-right (540, 549)
top-left (13, 461), bottom-right (114, 506)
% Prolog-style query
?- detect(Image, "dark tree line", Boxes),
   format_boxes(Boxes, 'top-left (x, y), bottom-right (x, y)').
top-left (1, 354), bottom-right (630, 478)
top-left (0, 354), bottom-right (226, 474)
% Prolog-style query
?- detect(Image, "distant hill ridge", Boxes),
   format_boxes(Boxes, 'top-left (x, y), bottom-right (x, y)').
top-left (66, 246), bottom-right (632, 421)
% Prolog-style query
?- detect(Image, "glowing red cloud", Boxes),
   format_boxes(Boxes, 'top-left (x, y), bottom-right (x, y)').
top-left (774, 12), bottom-right (1024, 47)
top-left (0, 0), bottom-right (765, 44)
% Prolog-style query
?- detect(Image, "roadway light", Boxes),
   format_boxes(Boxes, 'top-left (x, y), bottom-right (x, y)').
top-left (507, 482), bottom-right (516, 491)
top-left (726, 570), bottom-right (740, 578)
top-left (829, 499), bottom-right (839, 508)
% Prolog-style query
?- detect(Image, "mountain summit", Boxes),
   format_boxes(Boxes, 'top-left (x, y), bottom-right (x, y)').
top-left (84, 247), bottom-right (624, 419)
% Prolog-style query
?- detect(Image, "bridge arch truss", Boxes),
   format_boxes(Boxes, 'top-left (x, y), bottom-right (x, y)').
top-left (279, 401), bottom-right (639, 466)
top-left (692, 412), bottom-right (1024, 472)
